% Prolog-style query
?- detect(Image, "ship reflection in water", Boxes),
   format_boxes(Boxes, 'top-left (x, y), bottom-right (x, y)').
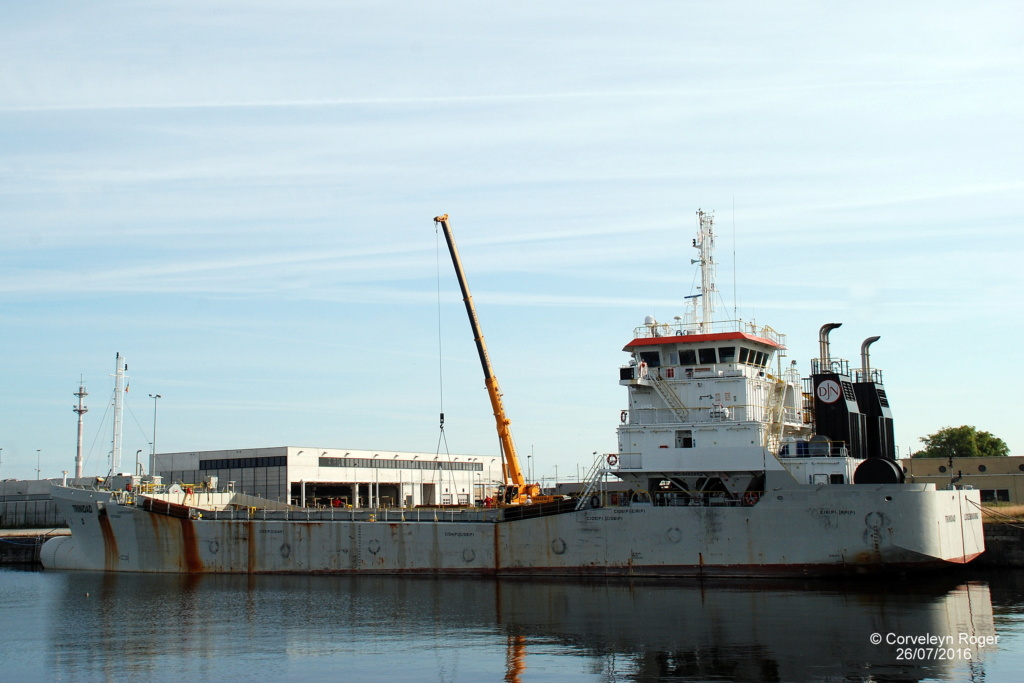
top-left (24, 570), bottom-right (1018, 682)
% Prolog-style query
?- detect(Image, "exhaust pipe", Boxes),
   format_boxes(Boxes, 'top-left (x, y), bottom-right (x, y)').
top-left (818, 323), bottom-right (842, 365)
top-left (861, 336), bottom-right (880, 379)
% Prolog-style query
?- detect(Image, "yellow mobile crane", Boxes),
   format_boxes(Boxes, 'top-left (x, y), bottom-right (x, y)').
top-left (434, 214), bottom-right (550, 506)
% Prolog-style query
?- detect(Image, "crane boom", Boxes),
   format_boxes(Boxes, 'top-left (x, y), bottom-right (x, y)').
top-left (433, 214), bottom-right (533, 505)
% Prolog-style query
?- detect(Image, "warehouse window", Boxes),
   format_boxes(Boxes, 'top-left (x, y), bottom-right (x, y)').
top-left (980, 489), bottom-right (1010, 503)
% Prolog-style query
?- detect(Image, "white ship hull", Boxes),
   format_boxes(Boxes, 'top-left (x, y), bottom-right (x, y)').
top-left (43, 484), bottom-right (983, 576)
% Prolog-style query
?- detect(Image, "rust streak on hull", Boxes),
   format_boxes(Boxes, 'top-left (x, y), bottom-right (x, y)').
top-left (98, 510), bottom-right (119, 571)
top-left (180, 519), bottom-right (203, 573)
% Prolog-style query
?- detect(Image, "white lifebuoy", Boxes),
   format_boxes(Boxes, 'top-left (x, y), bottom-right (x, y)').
top-left (606, 453), bottom-right (618, 467)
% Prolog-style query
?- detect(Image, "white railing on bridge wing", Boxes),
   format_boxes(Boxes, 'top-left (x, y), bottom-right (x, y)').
top-left (617, 453), bottom-right (642, 469)
top-left (632, 319), bottom-right (785, 346)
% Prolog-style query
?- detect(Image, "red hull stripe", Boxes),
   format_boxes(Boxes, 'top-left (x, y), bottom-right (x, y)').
top-left (624, 331), bottom-right (783, 351)
top-left (947, 551), bottom-right (984, 565)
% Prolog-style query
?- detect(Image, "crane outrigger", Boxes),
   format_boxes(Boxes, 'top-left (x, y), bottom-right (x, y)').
top-left (434, 214), bottom-right (550, 506)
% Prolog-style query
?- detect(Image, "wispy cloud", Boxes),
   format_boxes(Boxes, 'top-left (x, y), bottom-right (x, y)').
top-left (3, 1), bottom-right (1023, 477)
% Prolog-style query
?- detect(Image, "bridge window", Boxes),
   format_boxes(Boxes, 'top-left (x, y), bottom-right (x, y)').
top-left (718, 346), bottom-right (736, 362)
top-left (698, 348), bottom-right (717, 364)
top-left (679, 349), bottom-right (697, 365)
top-left (639, 351), bottom-right (661, 367)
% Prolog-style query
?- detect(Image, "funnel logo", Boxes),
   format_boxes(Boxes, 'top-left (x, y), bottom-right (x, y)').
top-left (816, 380), bottom-right (841, 403)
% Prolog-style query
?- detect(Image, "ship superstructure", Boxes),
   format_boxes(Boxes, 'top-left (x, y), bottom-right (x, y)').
top-left (612, 210), bottom-right (904, 505)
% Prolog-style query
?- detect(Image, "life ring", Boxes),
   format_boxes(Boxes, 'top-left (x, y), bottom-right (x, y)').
top-left (742, 490), bottom-right (761, 507)
top-left (606, 453), bottom-right (618, 467)
top-left (589, 495), bottom-right (600, 509)
top-left (620, 410), bottom-right (628, 423)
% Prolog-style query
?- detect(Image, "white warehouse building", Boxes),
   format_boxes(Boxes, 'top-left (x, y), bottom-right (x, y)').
top-left (154, 447), bottom-right (502, 508)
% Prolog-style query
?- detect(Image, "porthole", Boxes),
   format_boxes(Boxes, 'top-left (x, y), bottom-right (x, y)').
top-left (885, 496), bottom-right (892, 502)
top-left (938, 466), bottom-right (947, 473)
top-left (978, 465), bottom-right (987, 473)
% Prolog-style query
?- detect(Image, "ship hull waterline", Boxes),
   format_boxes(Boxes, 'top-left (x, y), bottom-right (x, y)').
top-left (43, 485), bottom-right (984, 577)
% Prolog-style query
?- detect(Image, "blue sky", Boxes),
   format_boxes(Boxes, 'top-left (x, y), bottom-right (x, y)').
top-left (2, 1), bottom-right (1022, 481)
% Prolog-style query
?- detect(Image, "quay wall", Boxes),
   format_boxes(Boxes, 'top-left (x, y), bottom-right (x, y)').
top-left (0, 479), bottom-right (85, 530)
top-left (0, 497), bottom-right (64, 529)
top-left (0, 530), bottom-right (69, 565)
top-left (975, 523), bottom-right (1024, 568)
top-left (1, 477), bottom-right (129, 530)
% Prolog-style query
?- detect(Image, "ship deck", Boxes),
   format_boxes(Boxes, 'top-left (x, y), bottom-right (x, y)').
top-left (137, 493), bottom-right (580, 524)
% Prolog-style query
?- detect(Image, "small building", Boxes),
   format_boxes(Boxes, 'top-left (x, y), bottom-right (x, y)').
top-left (899, 456), bottom-right (1024, 505)
top-left (155, 447), bottom-right (502, 508)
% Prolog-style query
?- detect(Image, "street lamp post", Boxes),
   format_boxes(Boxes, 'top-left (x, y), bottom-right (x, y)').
top-left (36, 449), bottom-right (41, 480)
top-left (148, 394), bottom-right (161, 476)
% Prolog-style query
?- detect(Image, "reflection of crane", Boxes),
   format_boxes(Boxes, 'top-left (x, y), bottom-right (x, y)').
top-left (434, 215), bottom-right (549, 506)
top-left (504, 634), bottom-right (526, 683)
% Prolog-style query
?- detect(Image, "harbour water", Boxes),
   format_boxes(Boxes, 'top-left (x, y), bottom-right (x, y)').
top-left (2, 567), bottom-right (1023, 682)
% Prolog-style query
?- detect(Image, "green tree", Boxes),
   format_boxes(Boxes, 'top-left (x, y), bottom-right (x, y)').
top-left (912, 425), bottom-right (1010, 459)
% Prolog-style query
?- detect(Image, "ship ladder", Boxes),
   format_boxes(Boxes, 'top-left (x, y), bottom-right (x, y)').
top-left (648, 371), bottom-right (689, 422)
top-left (575, 452), bottom-right (610, 511)
top-left (763, 378), bottom-right (788, 454)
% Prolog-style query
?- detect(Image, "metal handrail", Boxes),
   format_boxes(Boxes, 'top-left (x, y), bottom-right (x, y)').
top-left (632, 318), bottom-right (786, 346)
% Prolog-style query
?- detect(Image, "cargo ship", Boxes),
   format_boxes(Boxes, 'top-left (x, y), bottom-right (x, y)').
top-left (42, 212), bottom-right (984, 575)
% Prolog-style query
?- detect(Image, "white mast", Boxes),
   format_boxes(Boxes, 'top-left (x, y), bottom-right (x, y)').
top-left (73, 379), bottom-right (88, 479)
top-left (694, 209), bottom-right (717, 327)
top-left (111, 353), bottom-right (128, 473)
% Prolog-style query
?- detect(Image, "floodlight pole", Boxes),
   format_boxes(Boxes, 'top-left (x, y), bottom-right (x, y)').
top-left (149, 394), bottom-right (162, 476)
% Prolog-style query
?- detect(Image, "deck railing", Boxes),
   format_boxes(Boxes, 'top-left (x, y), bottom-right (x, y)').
top-left (632, 319), bottom-right (785, 346)
top-left (132, 498), bottom-right (583, 524)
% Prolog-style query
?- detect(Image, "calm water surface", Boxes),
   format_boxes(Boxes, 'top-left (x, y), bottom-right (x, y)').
top-left (2, 567), bottom-right (1023, 682)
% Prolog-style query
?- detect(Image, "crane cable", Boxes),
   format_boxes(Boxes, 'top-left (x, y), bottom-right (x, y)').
top-left (434, 223), bottom-right (452, 476)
